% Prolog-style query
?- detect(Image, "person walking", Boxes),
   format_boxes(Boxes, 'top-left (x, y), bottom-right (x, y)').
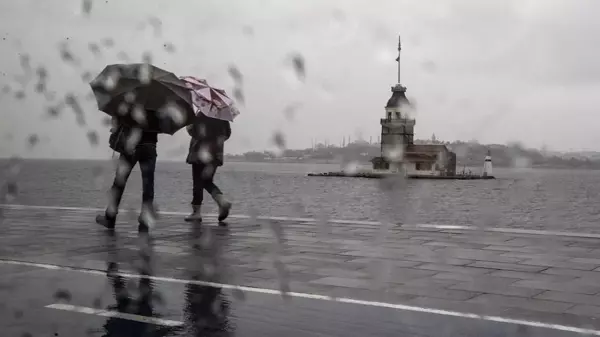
top-left (185, 113), bottom-right (232, 223)
top-left (96, 118), bottom-right (158, 232)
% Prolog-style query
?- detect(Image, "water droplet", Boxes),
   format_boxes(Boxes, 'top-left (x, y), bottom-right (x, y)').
top-left (228, 65), bottom-right (243, 85)
top-left (116, 52), bottom-right (129, 61)
top-left (271, 131), bottom-right (286, 156)
top-left (163, 42), bottom-right (175, 53)
top-left (118, 103), bottom-right (129, 116)
top-left (87, 131), bottom-right (99, 146)
top-left (19, 54), bottom-right (30, 71)
top-left (35, 82), bottom-right (46, 93)
top-left (513, 156), bottom-right (531, 169)
top-left (14, 91), bottom-right (25, 100)
top-left (101, 38), bottom-right (114, 48)
top-left (82, 0), bottom-right (92, 14)
top-left (88, 43), bottom-right (100, 55)
top-left (92, 298), bottom-right (102, 308)
top-left (421, 60), bottom-right (437, 73)
top-left (65, 93), bottom-right (86, 125)
top-left (53, 289), bottom-right (72, 303)
top-left (148, 17), bottom-right (162, 37)
top-left (125, 129), bottom-right (141, 153)
top-left (383, 144), bottom-right (404, 161)
top-left (27, 134), bottom-right (39, 148)
top-left (138, 63), bottom-right (152, 84)
top-left (59, 43), bottom-right (77, 64)
top-left (198, 147), bottom-right (213, 165)
top-left (343, 161), bottom-right (360, 174)
top-left (47, 105), bottom-right (61, 117)
top-left (36, 67), bottom-right (48, 80)
top-left (124, 92), bottom-right (136, 103)
top-left (81, 71), bottom-right (93, 82)
top-left (290, 53), bottom-right (305, 81)
top-left (161, 101), bottom-right (186, 126)
top-left (132, 105), bottom-right (147, 125)
top-left (283, 102), bottom-right (301, 121)
top-left (141, 52), bottom-right (152, 65)
top-left (232, 288), bottom-right (245, 301)
top-left (242, 25), bottom-right (254, 36)
top-left (232, 87), bottom-right (244, 105)
top-left (2, 85), bottom-right (10, 93)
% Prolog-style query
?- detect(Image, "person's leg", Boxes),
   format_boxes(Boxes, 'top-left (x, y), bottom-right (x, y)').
top-left (97, 154), bottom-right (136, 229)
top-left (185, 163), bottom-right (205, 221)
top-left (137, 144), bottom-right (157, 231)
top-left (202, 165), bottom-right (231, 222)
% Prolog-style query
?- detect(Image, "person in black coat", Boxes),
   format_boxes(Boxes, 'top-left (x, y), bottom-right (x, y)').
top-left (184, 113), bottom-right (232, 222)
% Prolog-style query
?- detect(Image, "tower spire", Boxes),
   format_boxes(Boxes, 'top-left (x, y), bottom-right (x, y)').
top-left (397, 35), bottom-right (402, 84)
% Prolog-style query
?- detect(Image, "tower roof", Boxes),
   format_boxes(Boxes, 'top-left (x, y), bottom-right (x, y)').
top-left (385, 85), bottom-right (410, 109)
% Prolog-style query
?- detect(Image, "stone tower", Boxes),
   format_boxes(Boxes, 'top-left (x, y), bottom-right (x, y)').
top-left (372, 35), bottom-right (415, 171)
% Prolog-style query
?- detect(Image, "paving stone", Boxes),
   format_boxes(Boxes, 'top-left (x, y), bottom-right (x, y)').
top-left (467, 294), bottom-right (575, 313)
top-left (566, 305), bottom-right (600, 318)
top-left (536, 291), bottom-right (600, 306)
top-left (413, 263), bottom-right (493, 275)
top-left (448, 282), bottom-right (544, 298)
top-left (518, 259), bottom-right (599, 271)
top-left (310, 277), bottom-right (371, 289)
top-left (312, 268), bottom-right (369, 279)
top-left (512, 280), bottom-right (600, 295)
top-left (542, 268), bottom-right (600, 280)
top-left (488, 270), bottom-right (577, 282)
top-left (390, 285), bottom-right (480, 301)
top-left (468, 261), bottom-right (548, 273)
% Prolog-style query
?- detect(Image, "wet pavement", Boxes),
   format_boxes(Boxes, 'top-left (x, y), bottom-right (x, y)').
top-left (2, 205), bottom-right (600, 336)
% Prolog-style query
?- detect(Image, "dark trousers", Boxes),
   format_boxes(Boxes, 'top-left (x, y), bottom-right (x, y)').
top-left (191, 163), bottom-right (222, 206)
top-left (107, 143), bottom-right (157, 216)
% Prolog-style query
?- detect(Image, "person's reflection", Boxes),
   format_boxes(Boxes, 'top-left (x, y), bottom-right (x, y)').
top-left (102, 231), bottom-right (175, 337)
top-left (184, 225), bottom-right (234, 336)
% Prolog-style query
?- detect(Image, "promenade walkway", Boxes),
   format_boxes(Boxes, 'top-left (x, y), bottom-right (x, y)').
top-left (2, 204), bottom-right (600, 336)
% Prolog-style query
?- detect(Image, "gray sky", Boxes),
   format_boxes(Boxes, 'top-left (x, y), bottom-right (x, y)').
top-left (1, 0), bottom-right (600, 159)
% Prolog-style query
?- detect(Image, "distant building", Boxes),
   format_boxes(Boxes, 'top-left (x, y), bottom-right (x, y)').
top-left (371, 35), bottom-right (456, 177)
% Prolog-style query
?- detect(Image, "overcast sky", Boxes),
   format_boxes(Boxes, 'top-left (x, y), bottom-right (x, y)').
top-left (1, 0), bottom-right (600, 159)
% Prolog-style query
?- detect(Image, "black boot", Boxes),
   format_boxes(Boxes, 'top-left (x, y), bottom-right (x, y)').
top-left (96, 212), bottom-right (116, 230)
top-left (184, 205), bottom-right (202, 222)
top-left (214, 194), bottom-right (232, 223)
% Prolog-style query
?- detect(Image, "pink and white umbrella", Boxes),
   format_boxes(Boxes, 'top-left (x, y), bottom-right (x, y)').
top-left (180, 76), bottom-right (240, 122)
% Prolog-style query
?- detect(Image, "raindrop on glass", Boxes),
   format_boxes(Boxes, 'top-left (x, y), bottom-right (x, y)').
top-left (53, 289), bottom-right (72, 303)
top-left (163, 42), bottom-right (175, 53)
top-left (82, 0), bottom-right (92, 14)
top-left (65, 93), bottom-right (86, 125)
top-left (27, 134), bottom-right (39, 148)
top-left (343, 161), bottom-right (360, 174)
top-left (92, 298), bottom-right (102, 308)
top-left (132, 105), bottom-right (147, 125)
top-left (290, 53), bottom-right (305, 81)
top-left (88, 43), bottom-right (100, 55)
top-left (138, 63), bottom-right (152, 84)
top-left (141, 52), bottom-right (152, 65)
top-left (271, 131), bottom-right (286, 156)
top-left (228, 65), bottom-right (243, 84)
top-left (283, 103), bottom-right (301, 121)
top-left (125, 129), bottom-right (142, 153)
top-left (232, 87), bottom-right (244, 105)
top-left (14, 91), bottom-right (25, 100)
top-left (232, 288), bottom-right (245, 301)
top-left (101, 38), bottom-right (114, 48)
top-left (81, 71), bottom-right (93, 82)
top-left (87, 130), bottom-right (99, 146)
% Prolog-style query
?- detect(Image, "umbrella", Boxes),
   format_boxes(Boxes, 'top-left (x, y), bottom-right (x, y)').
top-left (90, 64), bottom-right (195, 135)
top-left (180, 76), bottom-right (240, 122)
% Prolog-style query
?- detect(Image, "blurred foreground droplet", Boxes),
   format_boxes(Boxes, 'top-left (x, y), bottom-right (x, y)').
top-left (27, 134), bottom-right (39, 148)
top-left (232, 87), bottom-right (244, 106)
top-left (290, 53), bottom-right (305, 81)
top-left (87, 130), bottom-right (99, 146)
top-left (163, 42), bottom-right (175, 53)
top-left (4, 181), bottom-right (18, 202)
top-left (82, 0), bottom-right (92, 15)
top-left (101, 38), bottom-right (114, 48)
top-left (343, 161), bottom-right (360, 174)
top-left (232, 288), bottom-right (246, 301)
top-left (283, 102), bottom-right (301, 121)
top-left (65, 93), bottom-right (86, 125)
top-left (88, 43), bottom-right (101, 56)
top-left (53, 289), bottom-right (72, 303)
top-left (271, 131), bottom-right (286, 157)
top-left (59, 43), bottom-right (78, 65)
top-left (228, 65), bottom-right (243, 85)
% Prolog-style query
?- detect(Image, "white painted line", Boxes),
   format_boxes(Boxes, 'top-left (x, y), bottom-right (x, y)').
top-left (4, 204), bottom-right (600, 239)
top-left (46, 303), bottom-right (183, 326)
top-left (3, 259), bottom-right (600, 335)
top-left (0, 204), bottom-right (380, 225)
top-left (413, 224), bottom-right (475, 230)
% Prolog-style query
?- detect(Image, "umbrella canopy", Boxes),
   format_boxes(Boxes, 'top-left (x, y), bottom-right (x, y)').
top-left (90, 64), bottom-right (195, 135)
top-left (180, 76), bottom-right (240, 122)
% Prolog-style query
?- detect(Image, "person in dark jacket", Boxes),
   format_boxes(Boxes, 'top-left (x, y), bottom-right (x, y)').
top-left (96, 117), bottom-right (158, 232)
top-left (185, 113), bottom-right (232, 223)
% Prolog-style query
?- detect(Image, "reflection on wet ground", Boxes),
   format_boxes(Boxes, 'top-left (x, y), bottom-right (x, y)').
top-left (1, 206), bottom-right (600, 336)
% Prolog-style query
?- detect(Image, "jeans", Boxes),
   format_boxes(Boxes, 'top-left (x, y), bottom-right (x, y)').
top-left (191, 163), bottom-right (222, 206)
top-left (106, 143), bottom-right (157, 217)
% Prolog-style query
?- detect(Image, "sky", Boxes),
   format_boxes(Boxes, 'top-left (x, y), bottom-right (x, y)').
top-left (1, 0), bottom-right (600, 160)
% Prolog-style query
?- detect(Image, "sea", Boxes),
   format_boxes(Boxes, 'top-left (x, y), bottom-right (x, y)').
top-left (2, 159), bottom-right (600, 233)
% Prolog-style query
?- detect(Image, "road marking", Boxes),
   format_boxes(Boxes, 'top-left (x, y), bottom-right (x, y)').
top-left (0, 204), bottom-right (380, 225)
top-left (413, 224), bottom-right (475, 230)
top-left (3, 204), bottom-right (600, 239)
top-left (3, 259), bottom-right (600, 335)
top-left (46, 303), bottom-right (183, 326)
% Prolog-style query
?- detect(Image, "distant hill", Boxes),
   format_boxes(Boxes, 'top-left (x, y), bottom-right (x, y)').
top-left (226, 140), bottom-right (600, 170)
